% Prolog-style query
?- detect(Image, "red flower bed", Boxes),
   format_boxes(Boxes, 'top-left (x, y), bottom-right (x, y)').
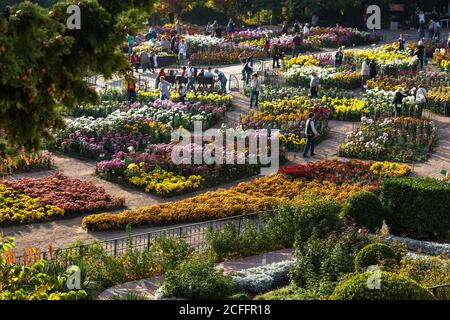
top-left (3, 173), bottom-right (125, 214)
top-left (278, 160), bottom-right (380, 185)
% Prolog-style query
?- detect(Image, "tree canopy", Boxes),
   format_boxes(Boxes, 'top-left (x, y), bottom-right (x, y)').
top-left (0, 0), bottom-right (155, 151)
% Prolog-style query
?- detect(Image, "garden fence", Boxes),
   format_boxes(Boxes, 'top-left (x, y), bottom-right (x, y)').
top-left (13, 210), bottom-right (273, 266)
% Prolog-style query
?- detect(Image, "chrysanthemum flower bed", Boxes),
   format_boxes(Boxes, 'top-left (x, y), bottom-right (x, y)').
top-left (339, 117), bottom-right (436, 163)
top-left (2, 173), bottom-right (125, 220)
top-left (81, 160), bottom-right (411, 231)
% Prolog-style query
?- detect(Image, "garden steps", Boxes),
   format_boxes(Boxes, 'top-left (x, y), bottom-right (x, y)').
top-left (97, 248), bottom-right (294, 300)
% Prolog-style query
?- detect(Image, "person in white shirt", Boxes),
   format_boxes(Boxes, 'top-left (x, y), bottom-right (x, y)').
top-left (416, 85), bottom-right (428, 103)
top-left (204, 67), bottom-right (214, 78)
top-left (249, 73), bottom-right (261, 109)
top-left (310, 72), bottom-right (320, 98)
top-left (303, 23), bottom-right (310, 39)
top-left (178, 39), bottom-right (188, 66)
top-left (303, 113), bottom-right (320, 158)
top-left (361, 58), bottom-right (370, 90)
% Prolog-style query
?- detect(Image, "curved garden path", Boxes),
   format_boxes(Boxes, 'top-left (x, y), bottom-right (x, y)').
top-left (3, 41), bottom-right (450, 255)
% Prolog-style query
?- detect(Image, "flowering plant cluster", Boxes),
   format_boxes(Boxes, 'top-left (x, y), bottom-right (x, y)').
top-left (427, 86), bottom-right (450, 116)
top-left (52, 100), bottom-right (227, 160)
top-left (339, 117), bottom-right (436, 163)
top-left (126, 166), bottom-right (204, 197)
top-left (346, 44), bottom-right (418, 76)
top-left (285, 65), bottom-right (361, 90)
top-left (81, 159), bottom-right (400, 231)
top-left (240, 96), bottom-right (330, 151)
top-left (320, 96), bottom-right (368, 121)
top-left (366, 71), bottom-right (450, 91)
top-left (433, 48), bottom-right (450, 72)
top-left (362, 88), bottom-right (423, 119)
top-left (95, 142), bottom-right (264, 197)
top-left (243, 85), bottom-right (355, 102)
top-left (0, 150), bottom-right (53, 176)
top-left (138, 90), bottom-right (233, 108)
top-left (278, 160), bottom-right (411, 185)
top-left (2, 173), bottom-right (125, 214)
top-left (0, 184), bottom-right (64, 225)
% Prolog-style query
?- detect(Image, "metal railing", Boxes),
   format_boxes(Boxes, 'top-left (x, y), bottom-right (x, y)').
top-left (13, 210), bottom-right (272, 265)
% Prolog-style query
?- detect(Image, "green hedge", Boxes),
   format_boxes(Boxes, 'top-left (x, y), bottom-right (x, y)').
top-left (381, 177), bottom-right (450, 240)
top-left (354, 243), bottom-right (398, 272)
top-left (330, 271), bottom-right (435, 300)
top-left (340, 192), bottom-right (384, 232)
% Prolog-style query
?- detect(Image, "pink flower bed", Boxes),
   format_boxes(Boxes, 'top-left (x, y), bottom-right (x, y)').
top-left (3, 173), bottom-right (125, 214)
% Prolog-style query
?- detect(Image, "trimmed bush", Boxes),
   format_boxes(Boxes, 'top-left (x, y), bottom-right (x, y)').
top-left (159, 256), bottom-right (234, 300)
top-left (381, 177), bottom-right (450, 240)
top-left (354, 243), bottom-right (398, 272)
top-left (330, 271), bottom-right (436, 300)
top-left (340, 191), bottom-right (384, 232)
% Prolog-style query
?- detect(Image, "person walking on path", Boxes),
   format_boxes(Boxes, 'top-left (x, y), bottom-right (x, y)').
top-left (293, 20), bottom-right (301, 34)
top-left (140, 50), bottom-right (151, 73)
top-left (414, 41), bottom-right (425, 69)
top-left (158, 76), bottom-right (171, 100)
top-left (418, 21), bottom-right (426, 40)
top-left (416, 85), bottom-right (428, 103)
top-left (186, 62), bottom-right (196, 91)
top-left (428, 20), bottom-right (436, 40)
top-left (303, 23), bottom-right (310, 39)
top-left (175, 19), bottom-right (182, 35)
top-left (214, 69), bottom-right (228, 94)
top-left (249, 73), bottom-right (261, 110)
top-left (292, 33), bottom-right (303, 57)
top-left (126, 74), bottom-right (137, 103)
top-left (361, 58), bottom-right (370, 91)
top-left (178, 39), bottom-right (188, 66)
top-left (226, 19), bottom-right (235, 33)
top-left (303, 113), bottom-right (320, 158)
top-left (310, 72), bottom-right (320, 99)
top-left (334, 47), bottom-right (344, 68)
top-left (130, 52), bottom-right (140, 72)
top-left (393, 88), bottom-right (407, 117)
top-left (369, 59), bottom-right (377, 78)
top-left (243, 56), bottom-right (254, 85)
top-left (271, 41), bottom-right (281, 68)
top-left (280, 21), bottom-right (289, 35)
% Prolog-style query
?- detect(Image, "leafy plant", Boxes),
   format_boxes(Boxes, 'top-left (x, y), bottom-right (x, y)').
top-left (340, 191), bottom-right (384, 232)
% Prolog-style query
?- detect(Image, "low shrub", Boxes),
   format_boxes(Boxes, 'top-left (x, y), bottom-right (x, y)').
top-left (354, 243), bottom-right (399, 272)
top-left (159, 256), bottom-right (234, 300)
top-left (330, 271), bottom-right (436, 300)
top-left (206, 200), bottom-right (343, 261)
top-left (381, 177), bottom-right (450, 240)
top-left (340, 191), bottom-right (383, 232)
top-left (396, 255), bottom-right (450, 300)
top-left (289, 225), bottom-right (372, 290)
top-left (264, 200), bottom-right (343, 249)
top-left (231, 260), bottom-right (295, 294)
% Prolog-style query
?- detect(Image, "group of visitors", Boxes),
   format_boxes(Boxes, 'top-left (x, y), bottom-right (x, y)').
top-left (204, 19), bottom-right (235, 38)
top-left (280, 15), bottom-right (318, 35)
